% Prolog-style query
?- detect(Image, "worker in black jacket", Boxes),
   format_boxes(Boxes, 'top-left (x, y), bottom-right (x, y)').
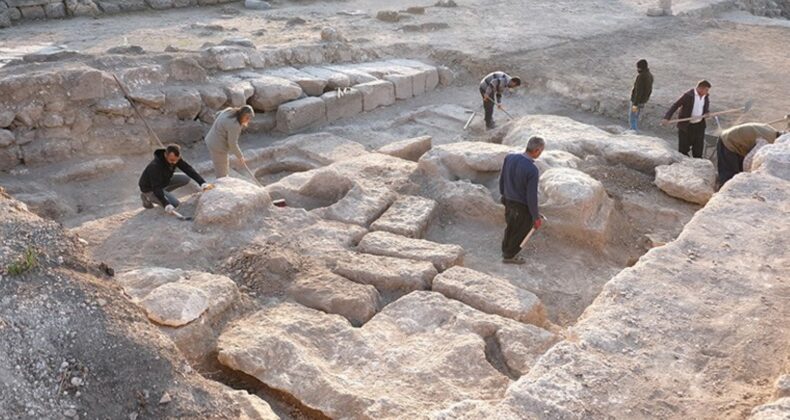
top-left (138, 144), bottom-right (213, 215)
top-left (629, 59), bottom-right (653, 132)
top-left (662, 80), bottom-right (711, 158)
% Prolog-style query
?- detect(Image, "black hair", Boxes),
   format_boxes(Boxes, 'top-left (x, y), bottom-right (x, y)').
top-left (637, 59), bottom-right (648, 70)
top-left (511, 77), bottom-right (522, 86)
top-left (697, 80), bottom-right (712, 89)
top-left (165, 144), bottom-right (181, 157)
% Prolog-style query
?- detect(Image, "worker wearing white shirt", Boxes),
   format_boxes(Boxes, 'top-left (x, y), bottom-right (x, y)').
top-left (662, 80), bottom-right (712, 158)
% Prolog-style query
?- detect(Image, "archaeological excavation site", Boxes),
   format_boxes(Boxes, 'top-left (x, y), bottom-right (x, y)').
top-left (1, 0), bottom-right (789, 418)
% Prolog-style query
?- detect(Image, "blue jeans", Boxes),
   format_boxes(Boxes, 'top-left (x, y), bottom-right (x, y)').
top-left (629, 105), bottom-right (642, 131)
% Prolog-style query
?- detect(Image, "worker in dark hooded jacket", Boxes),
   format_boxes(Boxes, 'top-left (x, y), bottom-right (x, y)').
top-left (138, 144), bottom-right (213, 215)
top-left (629, 59), bottom-right (653, 132)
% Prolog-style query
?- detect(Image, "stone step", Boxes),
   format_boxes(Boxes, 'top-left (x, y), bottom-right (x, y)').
top-left (432, 266), bottom-right (547, 327)
top-left (288, 271), bottom-right (381, 326)
top-left (332, 251), bottom-right (438, 293)
top-left (356, 231), bottom-right (464, 271)
top-left (370, 195), bottom-right (437, 239)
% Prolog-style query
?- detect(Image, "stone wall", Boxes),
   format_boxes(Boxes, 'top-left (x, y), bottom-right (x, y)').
top-left (0, 42), bottom-right (450, 171)
top-left (0, 0), bottom-right (237, 28)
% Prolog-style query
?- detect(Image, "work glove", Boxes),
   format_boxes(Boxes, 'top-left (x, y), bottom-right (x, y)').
top-left (164, 204), bottom-right (175, 214)
top-left (533, 216), bottom-right (543, 230)
top-left (201, 183), bottom-right (215, 192)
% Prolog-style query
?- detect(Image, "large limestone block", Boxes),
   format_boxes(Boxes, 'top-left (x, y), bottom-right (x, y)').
top-left (370, 195), bottom-right (437, 238)
top-left (275, 97), bottom-right (326, 133)
top-left (249, 76), bottom-right (303, 112)
top-left (321, 88), bottom-right (363, 122)
top-left (319, 183), bottom-right (396, 227)
top-left (201, 46), bottom-right (249, 71)
top-left (266, 67), bottom-right (327, 97)
top-left (377, 135), bottom-right (432, 162)
top-left (139, 283), bottom-right (210, 327)
top-left (495, 325), bottom-right (559, 376)
top-left (322, 65), bottom-right (377, 85)
top-left (384, 73), bottom-right (414, 99)
top-left (199, 85), bottom-right (228, 110)
top-left (429, 179), bottom-right (503, 224)
top-left (752, 134), bottom-right (790, 181)
top-left (195, 177), bottom-right (272, 227)
top-left (217, 292), bottom-right (556, 419)
top-left (355, 80), bottom-right (396, 111)
top-left (433, 266), bottom-right (546, 326)
top-left (164, 87), bottom-right (202, 120)
top-left (539, 167), bottom-right (613, 246)
top-left (128, 89), bottom-right (166, 109)
top-left (288, 271), bottom-right (380, 326)
top-left (654, 158), bottom-right (716, 205)
top-left (301, 66), bottom-right (351, 89)
top-left (167, 57), bottom-right (208, 82)
top-left (419, 142), bottom-right (515, 180)
top-left (504, 115), bottom-right (680, 173)
top-left (385, 59), bottom-right (439, 92)
top-left (357, 231), bottom-right (464, 271)
top-left (534, 149), bottom-right (581, 173)
top-left (333, 252), bottom-right (438, 292)
top-left (750, 398), bottom-right (790, 420)
top-left (116, 267), bottom-right (240, 360)
top-left (221, 78), bottom-right (255, 108)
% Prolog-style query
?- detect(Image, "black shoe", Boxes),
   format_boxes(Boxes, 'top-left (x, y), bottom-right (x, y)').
top-left (140, 193), bottom-right (154, 209)
top-left (502, 256), bottom-right (526, 265)
top-left (486, 122), bottom-right (496, 130)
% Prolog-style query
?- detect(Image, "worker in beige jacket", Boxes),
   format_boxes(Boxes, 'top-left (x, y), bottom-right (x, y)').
top-left (204, 105), bottom-right (254, 178)
top-left (717, 122), bottom-right (783, 185)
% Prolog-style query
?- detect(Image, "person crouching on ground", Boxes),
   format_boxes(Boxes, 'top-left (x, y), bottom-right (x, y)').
top-left (139, 144), bottom-right (213, 215)
top-left (499, 136), bottom-right (545, 264)
top-left (205, 105), bottom-right (254, 178)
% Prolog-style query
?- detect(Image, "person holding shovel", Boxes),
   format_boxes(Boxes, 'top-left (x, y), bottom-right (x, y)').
top-left (662, 80), bottom-right (711, 158)
top-left (499, 136), bottom-right (545, 265)
top-left (716, 122), bottom-right (784, 186)
top-left (139, 144), bottom-right (213, 215)
top-left (205, 105), bottom-right (254, 178)
top-left (479, 71), bottom-right (523, 130)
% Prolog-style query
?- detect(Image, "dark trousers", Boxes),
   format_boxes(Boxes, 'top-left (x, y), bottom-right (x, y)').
top-left (143, 174), bottom-right (190, 207)
top-left (501, 199), bottom-right (534, 259)
top-left (480, 88), bottom-right (495, 128)
top-left (678, 122), bottom-right (706, 158)
top-left (716, 138), bottom-right (743, 186)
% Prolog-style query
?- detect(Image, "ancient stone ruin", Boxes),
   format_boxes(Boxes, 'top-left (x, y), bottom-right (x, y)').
top-left (1, 0), bottom-right (789, 419)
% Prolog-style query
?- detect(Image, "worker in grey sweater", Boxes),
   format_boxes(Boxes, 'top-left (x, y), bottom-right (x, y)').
top-left (204, 105), bottom-right (254, 178)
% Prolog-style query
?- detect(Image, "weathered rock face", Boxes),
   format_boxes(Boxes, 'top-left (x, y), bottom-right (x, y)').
top-left (654, 158), bottom-right (716, 205)
top-left (752, 133), bottom-right (790, 181)
top-left (194, 177), bottom-right (272, 228)
top-left (419, 142), bottom-right (515, 181)
top-left (534, 149), bottom-right (582, 173)
top-left (357, 230), bottom-right (465, 272)
top-left (288, 270), bottom-right (381, 326)
top-left (249, 76), bottom-right (304, 112)
top-left (332, 251), bottom-right (438, 293)
top-left (319, 183), bottom-right (396, 227)
top-left (504, 115), bottom-right (682, 173)
top-left (115, 267), bottom-right (241, 360)
top-left (377, 135), bottom-right (432, 162)
top-left (440, 170), bottom-right (790, 419)
top-left (370, 194), bottom-right (437, 238)
top-left (217, 292), bottom-right (557, 419)
top-left (433, 266), bottom-right (546, 327)
top-left (539, 167), bottom-right (613, 247)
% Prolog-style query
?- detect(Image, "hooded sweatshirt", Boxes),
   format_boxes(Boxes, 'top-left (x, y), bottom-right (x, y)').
top-left (138, 149), bottom-right (205, 207)
top-left (630, 68), bottom-right (653, 106)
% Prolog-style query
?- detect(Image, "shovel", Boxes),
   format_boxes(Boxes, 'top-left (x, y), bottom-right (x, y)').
top-left (765, 114), bottom-right (790, 127)
top-left (112, 73), bottom-right (165, 149)
top-left (171, 209), bottom-right (192, 221)
top-left (519, 215), bottom-right (547, 249)
top-left (667, 99), bottom-right (753, 124)
top-left (240, 160), bottom-right (264, 188)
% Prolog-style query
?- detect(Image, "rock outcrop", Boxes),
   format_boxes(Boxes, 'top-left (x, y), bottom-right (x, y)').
top-left (654, 158), bottom-right (716, 205)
